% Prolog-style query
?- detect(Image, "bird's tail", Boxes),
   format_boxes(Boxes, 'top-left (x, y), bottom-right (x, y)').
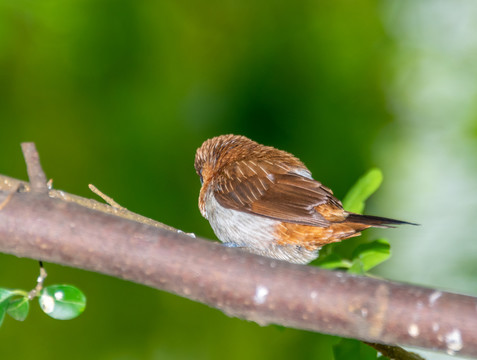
top-left (345, 213), bottom-right (418, 228)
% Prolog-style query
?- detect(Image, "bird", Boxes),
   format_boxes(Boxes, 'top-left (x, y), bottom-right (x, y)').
top-left (194, 134), bottom-right (413, 264)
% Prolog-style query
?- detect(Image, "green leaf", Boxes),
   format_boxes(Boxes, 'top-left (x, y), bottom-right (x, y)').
top-left (0, 288), bottom-right (14, 304)
top-left (0, 289), bottom-right (15, 327)
top-left (7, 297), bottom-right (29, 321)
top-left (348, 260), bottom-right (365, 275)
top-left (349, 239), bottom-right (391, 274)
top-left (39, 285), bottom-right (86, 320)
top-left (342, 168), bottom-right (383, 214)
top-left (0, 301), bottom-right (7, 327)
top-left (333, 338), bottom-right (378, 360)
top-left (315, 253), bottom-right (351, 270)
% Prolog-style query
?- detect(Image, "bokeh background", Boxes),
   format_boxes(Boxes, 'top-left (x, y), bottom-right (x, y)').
top-left (1, 0), bottom-right (476, 359)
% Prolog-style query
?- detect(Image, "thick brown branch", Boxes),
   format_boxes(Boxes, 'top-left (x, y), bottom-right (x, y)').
top-left (0, 189), bottom-right (475, 358)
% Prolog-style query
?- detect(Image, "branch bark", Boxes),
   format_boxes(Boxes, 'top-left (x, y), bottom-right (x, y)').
top-left (0, 161), bottom-right (476, 358)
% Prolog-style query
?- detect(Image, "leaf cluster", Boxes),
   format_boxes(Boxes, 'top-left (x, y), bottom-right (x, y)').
top-left (0, 284), bottom-right (86, 326)
top-left (314, 168), bottom-right (390, 276)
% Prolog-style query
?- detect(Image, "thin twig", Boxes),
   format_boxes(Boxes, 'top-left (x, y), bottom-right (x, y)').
top-left (28, 261), bottom-right (48, 300)
top-left (365, 342), bottom-right (426, 360)
top-left (89, 184), bottom-right (125, 210)
top-left (21, 143), bottom-right (48, 194)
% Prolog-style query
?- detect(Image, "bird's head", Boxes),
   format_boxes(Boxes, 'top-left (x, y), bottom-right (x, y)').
top-left (194, 134), bottom-right (262, 186)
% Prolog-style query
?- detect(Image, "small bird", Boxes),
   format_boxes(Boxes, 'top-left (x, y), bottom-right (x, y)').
top-left (195, 134), bottom-right (412, 264)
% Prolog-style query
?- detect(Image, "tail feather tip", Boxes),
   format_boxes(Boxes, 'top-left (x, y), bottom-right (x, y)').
top-left (345, 213), bottom-right (419, 228)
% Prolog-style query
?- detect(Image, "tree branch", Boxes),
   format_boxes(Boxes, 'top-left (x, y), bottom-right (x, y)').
top-left (0, 156), bottom-right (475, 358)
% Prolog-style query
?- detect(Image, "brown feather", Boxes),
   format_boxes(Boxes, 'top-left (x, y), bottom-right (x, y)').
top-left (315, 203), bottom-right (347, 222)
top-left (213, 159), bottom-right (341, 227)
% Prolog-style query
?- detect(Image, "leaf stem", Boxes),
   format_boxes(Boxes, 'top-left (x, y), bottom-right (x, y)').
top-left (28, 262), bottom-right (47, 300)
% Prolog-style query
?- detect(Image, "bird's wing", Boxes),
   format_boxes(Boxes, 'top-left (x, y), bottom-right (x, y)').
top-left (214, 159), bottom-right (343, 227)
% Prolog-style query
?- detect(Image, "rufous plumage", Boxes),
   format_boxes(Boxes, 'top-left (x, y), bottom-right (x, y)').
top-left (195, 134), bottom-right (411, 264)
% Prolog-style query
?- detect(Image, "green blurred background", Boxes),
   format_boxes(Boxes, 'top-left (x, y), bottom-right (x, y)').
top-left (1, 0), bottom-right (476, 359)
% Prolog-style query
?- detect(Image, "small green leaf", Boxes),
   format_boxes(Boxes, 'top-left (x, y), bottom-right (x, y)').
top-left (349, 239), bottom-right (391, 274)
top-left (7, 297), bottom-right (29, 321)
top-left (39, 285), bottom-right (86, 320)
top-left (342, 168), bottom-right (383, 214)
top-left (0, 288), bottom-right (14, 304)
top-left (315, 253), bottom-right (351, 270)
top-left (333, 338), bottom-right (378, 360)
top-left (0, 302), bottom-right (7, 327)
top-left (0, 289), bottom-right (16, 327)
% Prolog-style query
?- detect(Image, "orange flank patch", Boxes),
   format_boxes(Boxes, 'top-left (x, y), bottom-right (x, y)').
top-left (274, 221), bottom-right (372, 250)
top-left (315, 203), bottom-right (347, 222)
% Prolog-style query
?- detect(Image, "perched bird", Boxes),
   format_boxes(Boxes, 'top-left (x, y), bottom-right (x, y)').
top-left (195, 134), bottom-right (412, 264)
